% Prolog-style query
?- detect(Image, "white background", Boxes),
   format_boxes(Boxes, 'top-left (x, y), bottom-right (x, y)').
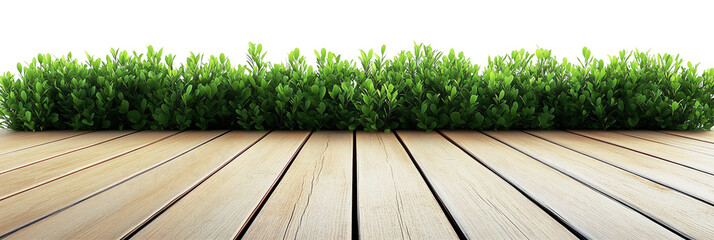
top-left (1, 0), bottom-right (713, 74)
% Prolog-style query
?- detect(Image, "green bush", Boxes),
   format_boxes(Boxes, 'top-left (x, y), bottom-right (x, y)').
top-left (1, 43), bottom-right (713, 131)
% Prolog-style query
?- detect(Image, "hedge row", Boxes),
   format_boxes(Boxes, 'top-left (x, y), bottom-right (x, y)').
top-left (1, 43), bottom-right (713, 131)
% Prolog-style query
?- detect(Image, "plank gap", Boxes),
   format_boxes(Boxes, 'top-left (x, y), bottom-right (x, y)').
top-left (658, 130), bottom-right (714, 144)
top-left (395, 131), bottom-right (467, 240)
top-left (0, 130), bottom-right (224, 238)
top-left (522, 131), bottom-right (714, 207)
top-left (351, 130), bottom-right (358, 240)
top-left (437, 130), bottom-right (585, 239)
top-left (614, 131), bottom-right (714, 157)
top-left (481, 131), bottom-right (691, 239)
top-left (233, 131), bottom-right (313, 240)
top-left (120, 131), bottom-right (268, 240)
top-left (565, 130), bottom-right (714, 177)
top-left (0, 131), bottom-right (90, 156)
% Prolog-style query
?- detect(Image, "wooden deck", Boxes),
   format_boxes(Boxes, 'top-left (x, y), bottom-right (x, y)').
top-left (0, 130), bottom-right (712, 239)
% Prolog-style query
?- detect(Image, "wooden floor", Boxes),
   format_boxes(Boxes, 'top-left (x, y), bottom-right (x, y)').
top-left (0, 130), bottom-right (712, 239)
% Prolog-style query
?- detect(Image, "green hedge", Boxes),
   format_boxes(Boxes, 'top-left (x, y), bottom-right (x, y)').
top-left (1, 43), bottom-right (713, 131)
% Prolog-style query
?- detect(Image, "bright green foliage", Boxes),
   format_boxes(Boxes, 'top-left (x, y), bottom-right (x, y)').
top-left (1, 43), bottom-right (713, 131)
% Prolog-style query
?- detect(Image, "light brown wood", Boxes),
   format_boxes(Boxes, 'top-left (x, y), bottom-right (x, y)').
top-left (7, 131), bottom-right (265, 240)
top-left (0, 131), bottom-right (86, 154)
top-left (0, 131), bottom-right (133, 174)
top-left (132, 131), bottom-right (310, 240)
top-left (527, 130), bottom-right (714, 205)
top-left (661, 130), bottom-right (714, 143)
top-left (486, 131), bottom-right (714, 239)
top-left (242, 131), bottom-right (354, 240)
top-left (0, 131), bottom-right (220, 236)
top-left (615, 130), bottom-right (714, 156)
top-left (397, 131), bottom-right (575, 239)
top-left (355, 132), bottom-right (459, 240)
top-left (0, 131), bottom-right (172, 200)
top-left (571, 130), bottom-right (714, 175)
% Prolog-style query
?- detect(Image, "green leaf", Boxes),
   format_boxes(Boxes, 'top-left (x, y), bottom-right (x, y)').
top-left (450, 112), bottom-right (462, 122)
top-left (49, 113), bottom-right (59, 123)
top-left (627, 116), bottom-right (639, 127)
top-left (82, 119), bottom-right (93, 126)
top-left (311, 85), bottom-right (319, 94)
top-left (127, 110), bottom-right (141, 123)
top-left (496, 117), bottom-right (506, 126)
top-left (582, 46), bottom-right (591, 60)
top-left (119, 100), bottom-right (129, 114)
top-left (72, 93), bottom-right (84, 105)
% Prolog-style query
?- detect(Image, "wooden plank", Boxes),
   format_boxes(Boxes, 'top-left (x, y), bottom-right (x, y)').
top-left (355, 132), bottom-right (459, 240)
top-left (486, 131), bottom-right (714, 239)
top-left (571, 130), bottom-right (714, 175)
top-left (7, 131), bottom-right (265, 239)
top-left (0, 131), bottom-right (173, 200)
top-left (397, 131), bottom-right (575, 239)
top-left (660, 130), bottom-right (714, 144)
top-left (615, 130), bottom-right (714, 156)
top-left (242, 131), bottom-right (354, 240)
top-left (0, 131), bottom-right (133, 174)
top-left (0, 131), bottom-right (87, 155)
top-left (0, 131), bottom-right (221, 236)
top-left (527, 130), bottom-right (714, 205)
top-left (131, 131), bottom-right (310, 240)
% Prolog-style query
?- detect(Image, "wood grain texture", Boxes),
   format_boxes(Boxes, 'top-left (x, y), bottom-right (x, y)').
top-left (0, 131), bottom-right (172, 200)
top-left (571, 130), bottom-right (714, 175)
top-left (397, 131), bottom-right (575, 240)
top-left (486, 131), bottom-right (714, 239)
top-left (0, 131), bottom-right (220, 236)
top-left (0, 131), bottom-right (132, 174)
top-left (527, 130), bottom-right (714, 205)
top-left (355, 132), bottom-right (459, 240)
top-left (615, 130), bottom-right (714, 156)
top-left (661, 130), bottom-right (714, 144)
top-left (0, 131), bottom-right (86, 154)
top-left (132, 131), bottom-right (310, 240)
top-left (242, 131), bottom-right (354, 240)
top-left (7, 131), bottom-right (265, 240)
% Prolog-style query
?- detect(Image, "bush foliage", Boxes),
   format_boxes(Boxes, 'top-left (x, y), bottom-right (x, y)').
top-left (1, 43), bottom-right (713, 131)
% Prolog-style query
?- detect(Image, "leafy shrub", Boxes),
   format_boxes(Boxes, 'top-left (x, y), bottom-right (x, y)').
top-left (1, 43), bottom-right (713, 131)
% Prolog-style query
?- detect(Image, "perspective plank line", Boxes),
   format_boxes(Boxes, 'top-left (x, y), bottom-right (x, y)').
top-left (0, 131), bottom-right (221, 236)
top-left (571, 130), bottom-right (714, 175)
top-left (485, 131), bottom-right (714, 239)
top-left (397, 131), bottom-right (575, 239)
top-left (243, 131), bottom-right (354, 240)
top-left (0, 131), bottom-right (173, 200)
top-left (0, 131), bottom-right (132, 174)
top-left (7, 131), bottom-right (264, 239)
top-left (131, 131), bottom-right (310, 239)
top-left (527, 130), bottom-right (714, 205)
top-left (615, 130), bottom-right (714, 156)
top-left (661, 130), bottom-right (714, 143)
top-left (355, 132), bottom-right (459, 240)
top-left (0, 131), bottom-right (87, 155)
